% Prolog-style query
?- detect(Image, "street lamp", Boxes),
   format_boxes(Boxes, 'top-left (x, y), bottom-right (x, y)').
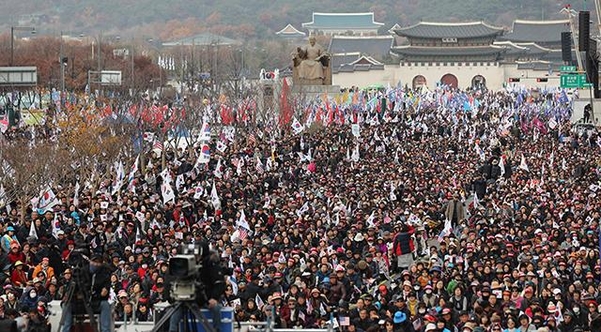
top-left (10, 26), bottom-right (36, 66)
top-left (239, 49), bottom-right (245, 78)
top-left (87, 34), bottom-right (103, 71)
top-left (130, 45), bottom-right (135, 89)
top-left (60, 31), bottom-right (67, 93)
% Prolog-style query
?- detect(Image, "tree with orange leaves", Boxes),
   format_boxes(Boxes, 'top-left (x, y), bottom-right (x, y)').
top-left (55, 100), bottom-right (135, 190)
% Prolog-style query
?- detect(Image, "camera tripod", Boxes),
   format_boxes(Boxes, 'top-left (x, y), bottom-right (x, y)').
top-left (150, 301), bottom-right (216, 332)
top-left (57, 265), bottom-right (98, 332)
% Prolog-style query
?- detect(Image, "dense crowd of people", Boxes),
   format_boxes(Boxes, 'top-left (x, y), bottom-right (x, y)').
top-left (0, 87), bottom-right (600, 332)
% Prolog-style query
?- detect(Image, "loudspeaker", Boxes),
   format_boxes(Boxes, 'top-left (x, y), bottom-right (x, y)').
top-left (579, 11), bottom-right (590, 51)
top-left (561, 31), bottom-right (572, 63)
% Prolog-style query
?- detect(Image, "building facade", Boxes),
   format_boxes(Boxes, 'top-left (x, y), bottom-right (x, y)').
top-left (383, 20), bottom-right (570, 90)
top-left (391, 22), bottom-right (508, 89)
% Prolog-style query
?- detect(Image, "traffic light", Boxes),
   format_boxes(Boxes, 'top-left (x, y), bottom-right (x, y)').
top-left (561, 32), bottom-right (572, 63)
top-left (508, 78), bottom-right (520, 83)
top-left (537, 78), bottom-right (548, 83)
top-left (579, 11), bottom-right (590, 52)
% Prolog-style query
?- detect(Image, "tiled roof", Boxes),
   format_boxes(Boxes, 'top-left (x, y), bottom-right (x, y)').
top-left (500, 19), bottom-right (570, 43)
top-left (391, 45), bottom-right (505, 56)
top-left (388, 24), bottom-right (402, 35)
top-left (349, 55), bottom-right (383, 66)
top-left (540, 49), bottom-right (569, 62)
top-left (331, 53), bottom-right (361, 68)
top-left (276, 24), bottom-right (306, 37)
top-left (162, 33), bottom-right (239, 46)
top-left (516, 60), bottom-right (555, 71)
top-left (331, 54), bottom-right (384, 73)
top-left (332, 63), bottom-right (384, 74)
top-left (493, 41), bottom-right (529, 56)
top-left (302, 12), bottom-right (384, 29)
top-left (328, 36), bottom-right (395, 60)
top-left (515, 42), bottom-right (553, 55)
top-left (394, 21), bottom-right (504, 39)
top-left (494, 41), bottom-right (553, 57)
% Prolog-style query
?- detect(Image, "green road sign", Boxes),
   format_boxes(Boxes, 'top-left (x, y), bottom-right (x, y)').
top-left (560, 73), bottom-right (588, 88)
top-left (559, 65), bottom-right (577, 72)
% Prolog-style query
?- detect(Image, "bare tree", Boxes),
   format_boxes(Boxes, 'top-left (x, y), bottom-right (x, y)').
top-left (0, 135), bottom-right (70, 222)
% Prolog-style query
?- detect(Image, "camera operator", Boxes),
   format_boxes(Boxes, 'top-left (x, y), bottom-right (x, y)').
top-left (61, 254), bottom-right (112, 332)
top-left (26, 307), bottom-right (50, 332)
top-left (168, 241), bottom-right (226, 332)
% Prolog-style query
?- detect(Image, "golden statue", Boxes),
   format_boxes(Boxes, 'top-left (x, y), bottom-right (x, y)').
top-left (292, 36), bottom-right (331, 85)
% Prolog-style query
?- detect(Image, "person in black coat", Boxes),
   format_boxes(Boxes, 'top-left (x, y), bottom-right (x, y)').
top-left (479, 161), bottom-right (492, 180)
top-left (489, 159), bottom-right (502, 181)
top-left (243, 273), bottom-right (269, 301)
top-left (472, 175), bottom-right (487, 199)
top-left (60, 253), bottom-right (112, 332)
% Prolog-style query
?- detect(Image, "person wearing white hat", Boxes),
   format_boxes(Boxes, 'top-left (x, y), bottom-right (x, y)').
top-left (425, 323), bottom-right (437, 331)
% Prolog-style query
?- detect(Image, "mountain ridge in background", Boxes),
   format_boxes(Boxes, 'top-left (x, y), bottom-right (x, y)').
top-left (0, 0), bottom-right (579, 41)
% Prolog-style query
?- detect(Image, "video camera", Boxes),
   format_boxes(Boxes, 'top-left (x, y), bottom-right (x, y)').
top-left (168, 243), bottom-right (206, 302)
top-left (66, 248), bottom-right (92, 284)
top-left (167, 242), bottom-right (233, 303)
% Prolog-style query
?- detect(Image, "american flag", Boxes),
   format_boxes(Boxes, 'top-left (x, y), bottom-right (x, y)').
top-left (238, 227), bottom-right (248, 241)
top-left (153, 140), bottom-right (163, 152)
top-left (248, 133), bottom-right (256, 145)
top-left (339, 316), bottom-right (350, 326)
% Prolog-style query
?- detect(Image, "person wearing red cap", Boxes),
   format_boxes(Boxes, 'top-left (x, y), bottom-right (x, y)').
top-left (519, 287), bottom-right (537, 310)
top-left (6, 241), bottom-right (24, 265)
top-left (61, 240), bottom-right (76, 262)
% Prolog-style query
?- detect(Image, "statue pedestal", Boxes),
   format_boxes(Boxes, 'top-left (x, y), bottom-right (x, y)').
top-left (298, 78), bottom-right (324, 85)
top-left (291, 84), bottom-right (341, 96)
